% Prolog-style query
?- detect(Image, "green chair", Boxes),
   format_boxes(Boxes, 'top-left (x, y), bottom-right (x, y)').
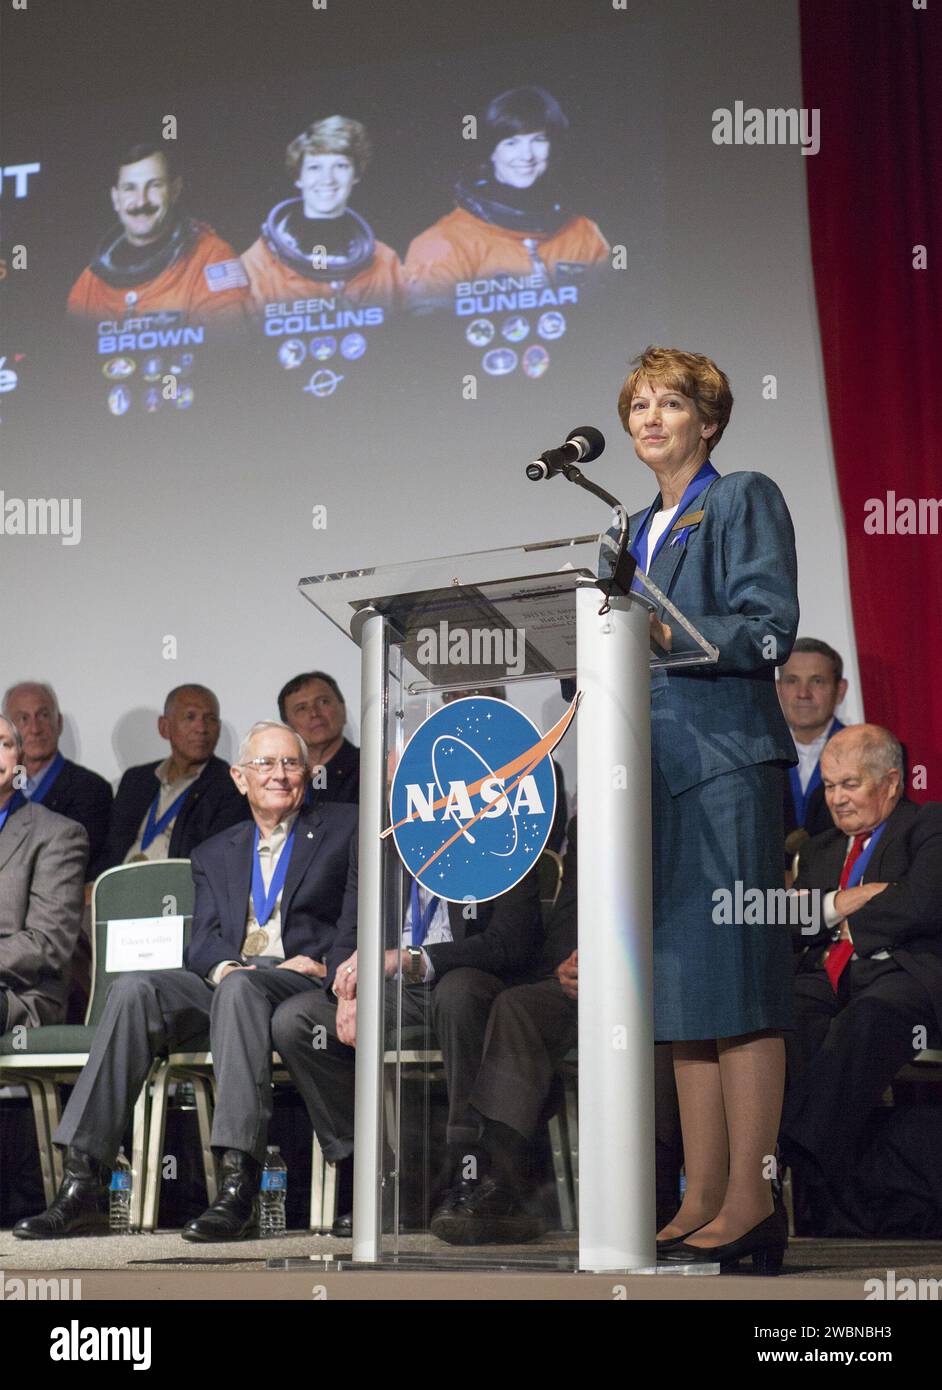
top-left (0, 859), bottom-right (195, 1228)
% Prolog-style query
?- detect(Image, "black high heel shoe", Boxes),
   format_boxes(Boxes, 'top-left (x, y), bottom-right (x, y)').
top-left (660, 1206), bottom-right (788, 1274)
top-left (655, 1220), bottom-right (710, 1254)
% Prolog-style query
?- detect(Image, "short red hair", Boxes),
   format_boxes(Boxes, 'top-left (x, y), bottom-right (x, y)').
top-left (617, 346), bottom-right (733, 452)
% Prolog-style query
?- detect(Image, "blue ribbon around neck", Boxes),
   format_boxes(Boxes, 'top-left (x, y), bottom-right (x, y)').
top-left (251, 824), bottom-right (297, 926)
top-left (629, 460), bottom-right (719, 575)
top-left (27, 752), bottom-right (66, 805)
top-left (141, 783), bottom-right (194, 851)
top-left (409, 879), bottom-right (440, 948)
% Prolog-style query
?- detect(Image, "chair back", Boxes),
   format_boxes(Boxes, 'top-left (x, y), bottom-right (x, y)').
top-left (87, 860), bottom-right (195, 1026)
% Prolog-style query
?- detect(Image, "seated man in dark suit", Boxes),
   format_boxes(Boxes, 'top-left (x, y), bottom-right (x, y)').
top-left (2, 681), bottom-right (112, 881)
top-left (436, 817), bottom-right (682, 1244)
top-left (278, 671), bottom-right (360, 806)
top-left (776, 638), bottom-right (847, 863)
top-left (272, 844), bottom-right (544, 1236)
top-left (13, 720), bottom-right (358, 1242)
top-left (0, 715), bottom-right (89, 1033)
top-left (102, 683), bottom-right (249, 869)
top-left (780, 723), bottom-right (942, 1229)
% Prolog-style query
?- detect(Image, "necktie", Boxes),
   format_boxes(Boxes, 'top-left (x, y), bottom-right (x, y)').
top-left (824, 832), bottom-right (870, 992)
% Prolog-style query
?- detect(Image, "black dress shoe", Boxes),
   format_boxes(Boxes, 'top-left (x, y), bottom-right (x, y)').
top-left (660, 1207), bottom-right (788, 1275)
top-left (13, 1148), bottom-right (111, 1240)
top-left (331, 1184), bottom-right (423, 1237)
top-left (430, 1175), bottom-right (544, 1246)
top-left (181, 1149), bottom-right (261, 1242)
top-left (655, 1220), bottom-right (711, 1254)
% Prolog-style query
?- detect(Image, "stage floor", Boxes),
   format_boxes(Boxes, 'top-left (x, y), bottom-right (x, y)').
top-left (2, 1229), bottom-right (940, 1300)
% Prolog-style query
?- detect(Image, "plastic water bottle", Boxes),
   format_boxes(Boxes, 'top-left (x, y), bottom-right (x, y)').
top-left (109, 1148), bottom-right (132, 1233)
top-left (260, 1146), bottom-right (287, 1236)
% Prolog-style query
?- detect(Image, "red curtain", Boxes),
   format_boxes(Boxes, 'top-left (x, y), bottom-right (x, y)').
top-left (800, 0), bottom-right (941, 799)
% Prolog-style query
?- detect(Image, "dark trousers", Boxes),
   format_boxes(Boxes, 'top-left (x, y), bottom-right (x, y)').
top-left (470, 976), bottom-right (579, 1139)
top-left (54, 967), bottom-right (316, 1167)
top-left (272, 967), bottom-right (506, 1163)
top-left (469, 975), bottom-right (682, 1221)
top-left (782, 955), bottom-right (941, 1185)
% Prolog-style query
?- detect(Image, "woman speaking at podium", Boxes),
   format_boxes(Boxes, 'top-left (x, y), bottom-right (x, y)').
top-left (601, 346), bottom-right (799, 1273)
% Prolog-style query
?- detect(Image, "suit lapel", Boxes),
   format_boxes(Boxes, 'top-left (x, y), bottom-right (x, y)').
top-left (645, 475), bottom-right (721, 599)
top-left (225, 822), bottom-right (255, 935)
top-left (447, 901), bottom-right (466, 943)
top-left (280, 808), bottom-right (326, 920)
top-left (0, 802), bottom-right (32, 875)
top-left (822, 835), bottom-right (848, 887)
top-left (864, 800), bottom-right (917, 880)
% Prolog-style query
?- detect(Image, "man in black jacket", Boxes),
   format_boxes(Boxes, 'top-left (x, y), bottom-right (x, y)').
top-left (271, 849), bottom-right (544, 1233)
top-left (780, 724), bottom-right (942, 1227)
top-left (102, 684), bottom-right (249, 868)
top-left (277, 671), bottom-right (360, 807)
top-left (436, 818), bottom-right (682, 1244)
top-left (2, 681), bottom-right (112, 880)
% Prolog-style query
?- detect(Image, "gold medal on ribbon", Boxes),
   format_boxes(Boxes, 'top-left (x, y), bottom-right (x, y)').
top-left (242, 929), bottom-right (268, 957)
top-left (127, 853), bottom-right (149, 864)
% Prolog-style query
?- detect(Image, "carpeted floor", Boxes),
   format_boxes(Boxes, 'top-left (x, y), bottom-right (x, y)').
top-left (2, 1228), bottom-right (940, 1300)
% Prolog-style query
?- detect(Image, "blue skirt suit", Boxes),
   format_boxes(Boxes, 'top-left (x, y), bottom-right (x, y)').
top-left (601, 470), bottom-right (800, 1040)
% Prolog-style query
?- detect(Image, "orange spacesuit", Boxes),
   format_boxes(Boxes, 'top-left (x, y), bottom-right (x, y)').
top-left (240, 233), bottom-right (403, 312)
top-left (67, 220), bottom-right (251, 324)
top-left (403, 207), bottom-right (609, 308)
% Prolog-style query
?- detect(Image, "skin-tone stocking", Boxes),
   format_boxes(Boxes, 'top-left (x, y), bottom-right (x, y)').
top-left (657, 1031), bottom-right (785, 1246)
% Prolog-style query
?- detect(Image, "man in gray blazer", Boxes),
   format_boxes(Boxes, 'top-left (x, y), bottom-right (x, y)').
top-left (0, 715), bottom-right (89, 1033)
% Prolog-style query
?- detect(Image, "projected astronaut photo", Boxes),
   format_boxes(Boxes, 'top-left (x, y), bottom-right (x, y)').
top-left (66, 143), bottom-right (251, 325)
top-left (241, 116), bottom-right (404, 318)
top-left (403, 86), bottom-right (610, 314)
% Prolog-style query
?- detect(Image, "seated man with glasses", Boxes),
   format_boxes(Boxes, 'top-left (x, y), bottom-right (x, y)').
top-left (14, 720), bottom-right (358, 1243)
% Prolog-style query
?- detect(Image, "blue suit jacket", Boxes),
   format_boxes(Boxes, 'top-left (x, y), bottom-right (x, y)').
top-left (602, 470), bottom-right (799, 795)
top-left (184, 804), bottom-right (358, 990)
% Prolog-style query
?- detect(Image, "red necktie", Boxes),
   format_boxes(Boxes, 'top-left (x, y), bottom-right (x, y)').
top-left (825, 831), bottom-right (870, 992)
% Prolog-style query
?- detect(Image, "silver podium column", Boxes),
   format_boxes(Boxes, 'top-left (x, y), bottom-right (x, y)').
top-left (576, 584), bottom-right (656, 1271)
top-left (352, 610), bottom-right (387, 1262)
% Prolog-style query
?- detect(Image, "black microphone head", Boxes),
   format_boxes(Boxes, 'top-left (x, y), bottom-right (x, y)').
top-left (566, 425), bottom-right (605, 462)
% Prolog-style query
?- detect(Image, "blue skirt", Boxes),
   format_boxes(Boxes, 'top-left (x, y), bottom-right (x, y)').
top-left (652, 761), bottom-right (794, 1041)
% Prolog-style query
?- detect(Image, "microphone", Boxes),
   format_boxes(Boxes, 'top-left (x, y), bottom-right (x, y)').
top-left (526, 425), bottom-right (605, 481)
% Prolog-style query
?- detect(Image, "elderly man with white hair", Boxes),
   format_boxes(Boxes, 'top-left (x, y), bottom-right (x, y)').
top-left (14, 720), bottom-right (358, 1243)
top-left (780, 723), bottom-right (942, 1231)
top-left (0, 713), bottom-right (89, 1033)
top-left (2, 681), bottom-right (112, 880)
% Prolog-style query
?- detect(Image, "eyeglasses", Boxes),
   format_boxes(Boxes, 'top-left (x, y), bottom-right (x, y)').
top-left (241, 757), bottom-right (307, 775)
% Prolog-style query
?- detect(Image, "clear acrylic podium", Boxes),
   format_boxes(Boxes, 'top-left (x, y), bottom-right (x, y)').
top-left (298, 535), bottom-right (717, 1272)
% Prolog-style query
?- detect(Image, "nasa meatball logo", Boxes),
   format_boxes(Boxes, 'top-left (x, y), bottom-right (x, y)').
top-left (386, 697), bottom-right (560, 904)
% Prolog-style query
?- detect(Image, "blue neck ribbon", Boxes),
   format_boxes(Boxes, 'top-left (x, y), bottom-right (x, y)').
top-left (788, 762), bottom-right (822, 828)
top-left (788, 719), bottom-right (844, 826)
top-left (410, 879), bottom-right (440, 948)
top-left (845, 822), bottom-right (888, 888)
top-left (251, 825), bottom-right (297, 926)
top-left (0, 790), bottom-right (25, 833)
top-left (629, 460), bottom-right (719, 575)
top-left (28, 752), bottom-right (66, 805)
top-left (141, 783), bottom-right (194, 851)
